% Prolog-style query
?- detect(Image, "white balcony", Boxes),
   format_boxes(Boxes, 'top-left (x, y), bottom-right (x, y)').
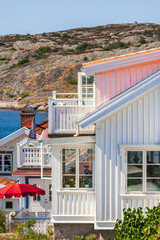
top-left (48, 92), bottom-right (95, 135)
top-left (17, 139), bottom-right (41, 167)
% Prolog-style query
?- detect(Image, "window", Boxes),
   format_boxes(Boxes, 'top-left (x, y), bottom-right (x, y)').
top-left (33, 184), bottom-right (41, 201)
top-left (6, 202), bottom-right (13, 209)
top-left (127, 150), bottom-right (160, 193)
top-left (82, 75), bottom-right (94, 99)
top-left (49, 184), bottom-right (52, 201)
top-left (0, 154), bottom-right (12, 174)
top-left (62, 147), bottom-right (94, 189)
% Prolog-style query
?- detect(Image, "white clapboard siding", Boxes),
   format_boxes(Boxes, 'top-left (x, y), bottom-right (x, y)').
top-left (95, 85), bottom-right (160, 229)
top-left (57, 191), bottom-right (95, 216)
top-left (95, 61), bottom-right (160, 106)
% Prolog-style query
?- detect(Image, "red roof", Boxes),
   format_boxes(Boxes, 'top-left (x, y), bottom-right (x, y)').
top-left (0, 177), bottom-right (17, 186)
top-left (12, 168), bottom-right (51, 176)
top-left (26, 118), bottom-right (48, 135)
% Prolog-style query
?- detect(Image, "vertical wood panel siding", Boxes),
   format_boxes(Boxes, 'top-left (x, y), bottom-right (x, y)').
top-left (95, 86), bottom-right (160, 224)
top-left (95, 61), bottom-right (160, 106)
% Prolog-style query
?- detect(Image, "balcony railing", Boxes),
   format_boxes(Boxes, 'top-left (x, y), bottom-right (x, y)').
top-left (17, 139), bottom-right (41, 167)
top-left (48, 92), bottom-right (95, 135)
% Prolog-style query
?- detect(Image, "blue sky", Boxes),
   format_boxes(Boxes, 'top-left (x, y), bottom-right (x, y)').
top-left (0, 0), bottom-right (160, 35)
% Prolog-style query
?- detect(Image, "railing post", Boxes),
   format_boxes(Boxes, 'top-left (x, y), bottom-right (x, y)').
top-left (52, 91), bottom-right (56, 100)
top-left (48, 97), bottom-right (53, 134)
top-left (17, 143), bottom-right (21, 167)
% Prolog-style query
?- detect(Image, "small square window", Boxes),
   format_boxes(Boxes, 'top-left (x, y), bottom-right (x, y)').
top-left (6, 202), bottom-right (13, 209)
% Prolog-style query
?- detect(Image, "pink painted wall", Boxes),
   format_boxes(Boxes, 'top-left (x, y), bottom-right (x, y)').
top-left (95, 60), bottom-right (160, 106)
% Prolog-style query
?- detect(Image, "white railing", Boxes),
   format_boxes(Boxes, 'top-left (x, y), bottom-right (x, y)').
top-left (121, 194), bottom-right (160, 213)
top-left (57, 191), bottom-right (95, 216)
top-left (17, 139), bottom-right (41, 167)
top-left (48, 92), bottom-right (95, 134)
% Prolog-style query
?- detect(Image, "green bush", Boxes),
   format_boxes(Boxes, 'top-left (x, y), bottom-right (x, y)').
top-left (52, 33), bottom-right (61, 37)
top-left (0, 58), bottom-right (6, 61)
top-left (66, 75), bottom-right (78, 85)
top-left (76, 42), bottom-right (89, 51)
top-left (14, 219), bottom-right (52, 239)
top-left (36, 55), bottom-right (48, 60)
top-left (10, 58), bottom-right (29, 69)
top-left (83, 57), bottom-right (88, 61)
top-left (0, 210), bottom-right (5, 233)
top-left (85, 234), bottom-right (97, 240)
top-left (10, 47), bottom-right (17, 51)
top-left (21, 93), bottom-right (29, 99)
top-left (64, 48), bottom-right (75, 53)
top-left (0, 42), bottom-right (5, 46)
top-left (35, 46), bottom-right (53, 55)
top-left (139, 37), bottom-right (146, 44)
top-left (102, 42), bottom-right (129, 51)
top-left (61, 33), bottom-right (70, 39)
top-left (73, 235), bottom-right (85, 240)
top-left (114, 204), bottom-right (160, 240)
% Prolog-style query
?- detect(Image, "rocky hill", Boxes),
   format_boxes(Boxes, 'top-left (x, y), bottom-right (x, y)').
top-left (0, 22), bottom-right (160, 109)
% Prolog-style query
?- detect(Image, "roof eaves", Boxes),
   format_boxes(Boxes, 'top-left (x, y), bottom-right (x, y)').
top-left (78, 71), bottom-right (160, 129)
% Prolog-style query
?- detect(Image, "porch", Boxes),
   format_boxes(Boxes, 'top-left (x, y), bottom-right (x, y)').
top-left (48, 91), bottom-right (95, 135)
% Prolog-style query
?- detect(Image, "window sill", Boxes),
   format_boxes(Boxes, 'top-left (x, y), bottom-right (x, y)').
top-left (121, 193), bottom-right (160, 199)
top-left (57, 190), bottom-right (95, 194)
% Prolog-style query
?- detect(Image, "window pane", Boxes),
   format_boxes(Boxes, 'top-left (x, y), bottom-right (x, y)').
top-left (147, 151), bottom-right (160, 164)
top-left (79, 176), bottom-right (92, 188)
top-left (127, 151), bottom-right (143, 164)
top-left (127, 179), bottom-right (142, 192)
top-left (87, 76), bottom-right (94, 85)
top-left (63, 149), bottom-right (76, 162)
top-left (147, 179), bottom-right (160, 191)
top-left (6, 202), bottom-right (13, 209)
top-left (82, 88), bottom-right (86, 93)
top-left (79, 149), bottom-right (93, 162)
top-left (0, 155), bottom-right (2, 171)
top-left (87, 88), bottom-right (93, 94)
top-left (79, 162), bottom-right (92, 175)
top-left (63, 176), bottom-right (75, 188)
top-left (147, 165), bottom-right (160, 177)
top-left (63, 162), bottom-right (76, 174)
top-left (127, 165), bottom-right (142, 177)
top-left (82, 76), bottom-right (86, 85)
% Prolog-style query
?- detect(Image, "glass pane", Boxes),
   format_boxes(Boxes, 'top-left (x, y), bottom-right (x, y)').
top-left (147, 151), bottom-right (160, 164)
top-left (127, 165), bottom-right (142, 177)
top-left (79, 149), bottom-right (93, 162)
top-left (82, 88), bottom-right (86, 93)
top-left (147, 165), bottom-right (160, 177)
top-left (62, 149), bottom-right (76, 162)
top-left (87, 76), bottom-right (94, 85)
top-left (0, 155), bottom-right (2, 171)
top-left (6, 202), bottom-right (13, 209)
top-left (79, 176), bottom-right (92, 188)
top-left (63, 161), bottom-right (76, 174)
top-left (79, 162), bottom-right (92, 175)
top-left (127, 179), bottom-right (142, 192)
top-left (147, 179), bottom-right (160, 191)
top-left (82, 76), bottom-right (86, 85)
top-left (82, 94), bottom-right (86, 99)
top-left (63, 176), bottom-right (75, 188)
top-left (87, 88), bottom-right (93, 94)
top-left (127, 151), bottom-right (143, 164)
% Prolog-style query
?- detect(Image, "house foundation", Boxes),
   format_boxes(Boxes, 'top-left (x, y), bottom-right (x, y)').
top-left (54, 224), bottom-right (115, 240)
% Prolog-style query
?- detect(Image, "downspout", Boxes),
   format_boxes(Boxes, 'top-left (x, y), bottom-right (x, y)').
top-left (74, 122), bottom-right (80, 137)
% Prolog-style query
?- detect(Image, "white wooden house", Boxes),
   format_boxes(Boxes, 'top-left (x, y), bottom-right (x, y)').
top-left (44, 47), bottom-right (160, 238)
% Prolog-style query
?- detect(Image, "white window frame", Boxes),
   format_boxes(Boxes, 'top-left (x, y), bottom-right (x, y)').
top-left (78, 72), bottom-right (95, 106)
top-left (60, 144), bottom-right (95, 190)
top-left (0, 153), bottom-right (12, 174)
top-left (5, 201), bottom-right (13, 210)
top-left (123, 145), bottom-right (160, 194)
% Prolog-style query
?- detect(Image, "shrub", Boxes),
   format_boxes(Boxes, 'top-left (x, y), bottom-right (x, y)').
top-left (35, 46), bottom-right (53, 55)
top-left (114, 204), bottom-right (160, 240)
top-left (52, 33), bottom-right (61, 37)
top-left (10, 58), bottom-right (29, 69)
top-left (0, 209), bottom-right (5, 233)
top-left (0, 58), bottom-right (6, 61)
top-left (0, 42), bottom-right (5, 46)
top-left (64, 48), bottom-right (75, 53)
top-left (76, 42), bottom-right (89, 51)
top-left (66, 75), bottom-right (78, 85)
top-left (85, 234), bottom-right (97, 240)
top-left (61, 33), bottom-right (70, 39)
top-left (73, 235), bottom-right (85, 240)
top-left (10, 47), bottom-right (17, 51)
top-left (102, 41), bottom-right (129, 51)
top-left (36, 55), bottom-right (48, 60)
top-left (21, 93), bottom-right (29, 99)
top-left (83, 57), bottom-right (88, 61)
top-left (139, 37), bottom-right (146, 44)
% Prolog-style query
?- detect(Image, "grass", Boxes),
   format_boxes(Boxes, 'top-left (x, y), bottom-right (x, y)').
top-left (9, 58), bottom-right (29, 69)
top-left (21, 93), bottom-right (29, 99)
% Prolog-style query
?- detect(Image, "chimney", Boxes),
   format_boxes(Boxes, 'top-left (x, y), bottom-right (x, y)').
top-left (20, 106), bottom-right (35, 128)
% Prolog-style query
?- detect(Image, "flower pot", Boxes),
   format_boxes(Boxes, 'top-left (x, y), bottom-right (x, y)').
top-left (84, 184), bottom-right (89, 188)
top-left (65, 185), bottom-right (70, 188)
top-left (11, 215), bottom-right (15, 219)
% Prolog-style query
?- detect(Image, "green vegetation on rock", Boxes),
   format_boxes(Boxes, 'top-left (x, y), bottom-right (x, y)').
top-left (10, 58), bottom-right (29, 69)
top-left (35, 46), bottom-right (53, 55)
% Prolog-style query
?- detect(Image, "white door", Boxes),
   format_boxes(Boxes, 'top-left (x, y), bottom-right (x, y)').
top-left (28, 178), bottom-right (45, 214)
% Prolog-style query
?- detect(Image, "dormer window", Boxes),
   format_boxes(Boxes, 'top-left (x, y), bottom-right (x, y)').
top-left (0, 154), bottom-right (12, 174)
top-left (78, 73), bottom-right (94, 106)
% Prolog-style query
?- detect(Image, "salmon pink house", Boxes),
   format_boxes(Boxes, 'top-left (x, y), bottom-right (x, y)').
top-left (45, 47), bottom-right (160, 237)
